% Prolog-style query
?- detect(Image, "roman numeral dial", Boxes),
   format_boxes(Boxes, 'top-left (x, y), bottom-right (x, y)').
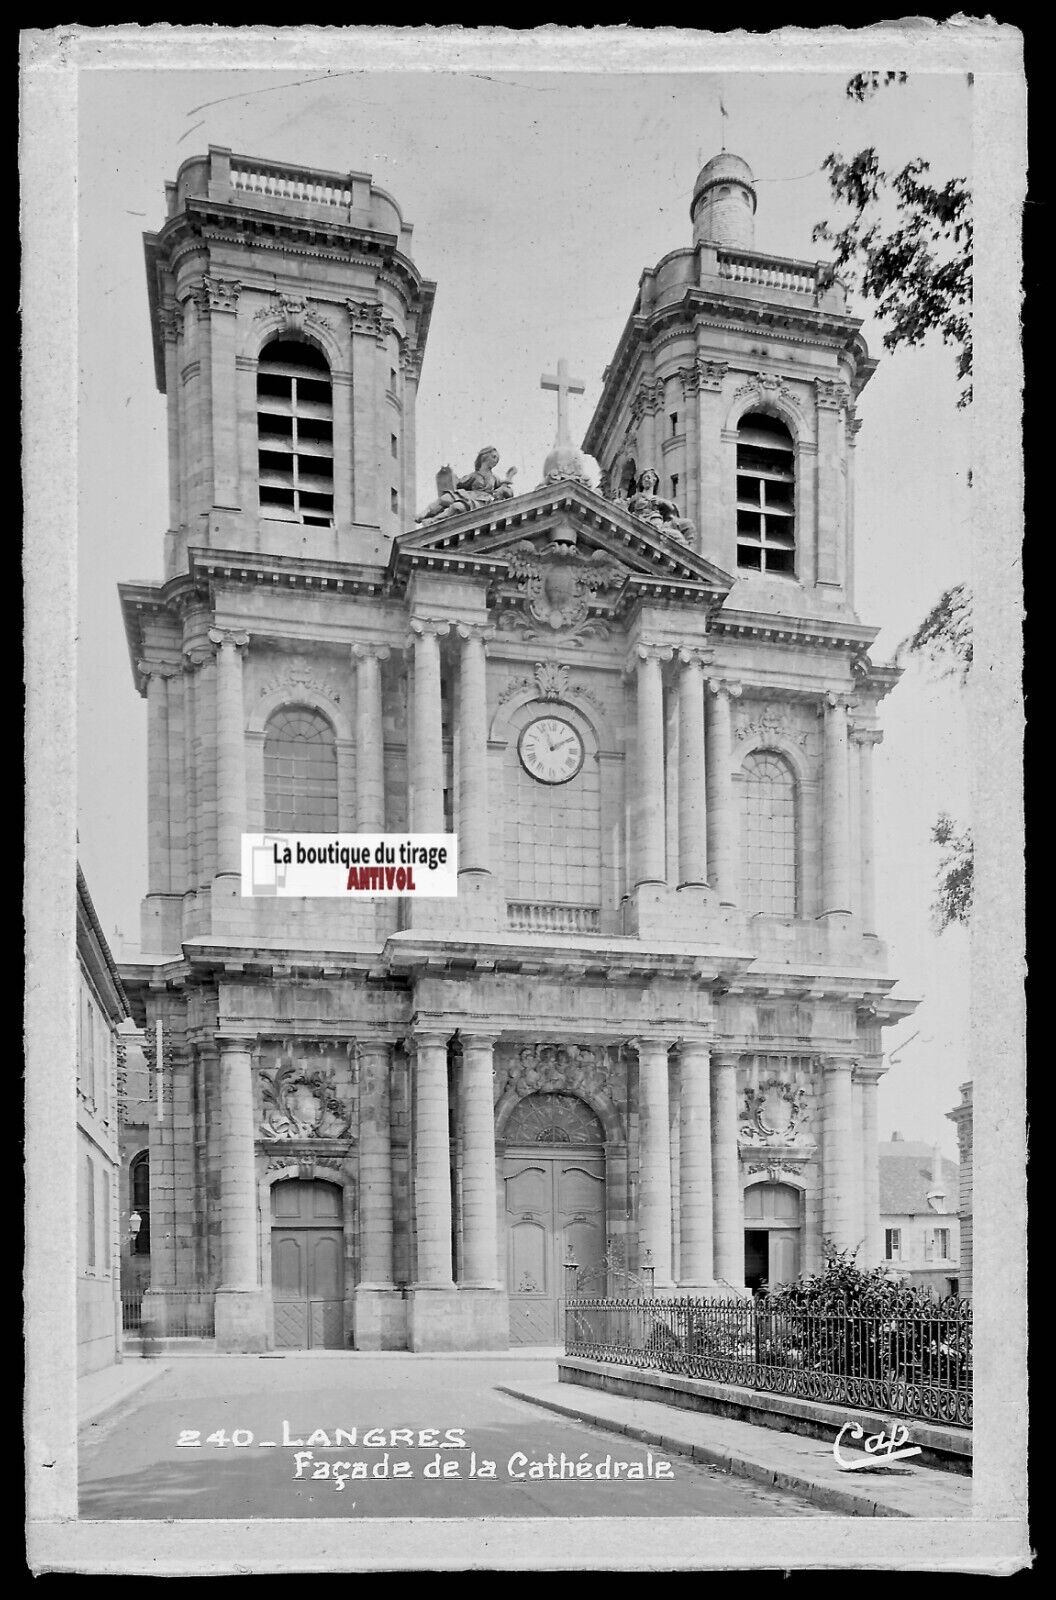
top-left (517, 716), bottom-right (585, 785)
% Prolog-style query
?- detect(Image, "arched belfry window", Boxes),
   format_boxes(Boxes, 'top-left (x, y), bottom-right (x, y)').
top-left (257, 339), bottom-right (334, 526)
top-left (741, 750), bottom-right (798, 916)
top-left (263, 707), bottom-right (338, 831)
top-left (736, 412), bottom-right (795, 574)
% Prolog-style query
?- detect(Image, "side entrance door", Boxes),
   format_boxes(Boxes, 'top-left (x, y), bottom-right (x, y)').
top-left (270, 1178), bottom-right (345, 1349)
top-left (504, 1152), bottom-right (606, 1345)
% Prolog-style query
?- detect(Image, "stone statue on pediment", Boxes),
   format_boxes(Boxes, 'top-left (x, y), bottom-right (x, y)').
top-left (627, 468), bottom-right (695, 545)
top-left (415, 446), bottom-right (517, 523)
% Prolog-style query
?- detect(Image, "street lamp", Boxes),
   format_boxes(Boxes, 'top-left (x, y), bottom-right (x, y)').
top-left (128, 1211), bottom-right (142, 1254)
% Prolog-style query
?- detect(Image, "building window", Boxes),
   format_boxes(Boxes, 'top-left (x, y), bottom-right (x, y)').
top-left (741, 750), bottom-right (797, 916)
top-left (263, 707), bottom-right (338, 831)
top-left (670, 473), bottom-right (679, 499)
top-left (131, 1150), bottom-right (151, 1256)
top-left (391, 487), bottom-right (399, 514)
top-left (736, 411), bottom-right (795, 574)
top-left (885, 1227), bottom-right (901, 1260)
top-left (257, 338), bottom-right (334, 527)
top-left (390, 433), bottom-right (399, 459)
top-left (85, 1153), bottom-right (96, 1269)
top-left (928, 1227), bottom-right (951, 1261)
top-left (670, 412), bottom-right (679, 436)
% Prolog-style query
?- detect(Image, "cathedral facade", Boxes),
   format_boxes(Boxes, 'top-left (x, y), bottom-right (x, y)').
top-left (120, 144), bottom-right (913, 1352)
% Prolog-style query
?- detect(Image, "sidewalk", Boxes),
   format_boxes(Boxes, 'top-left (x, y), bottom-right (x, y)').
top-left (498, 1378), bottom-right (972, 1519)
top-left (78, 1357), bottom-right (171, 1428)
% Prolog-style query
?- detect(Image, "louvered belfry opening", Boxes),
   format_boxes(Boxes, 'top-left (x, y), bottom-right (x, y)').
top-left (257, 338), bottom-right (335, 526)
top-left (736, 412), bottom-right (796, 574)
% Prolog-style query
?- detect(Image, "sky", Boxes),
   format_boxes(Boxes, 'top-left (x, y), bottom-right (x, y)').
top-left (73, 47), bottom-right (976, 1157)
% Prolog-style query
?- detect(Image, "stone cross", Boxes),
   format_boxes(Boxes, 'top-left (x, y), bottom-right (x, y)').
top-left (541, 358), bottom-right (586, 446)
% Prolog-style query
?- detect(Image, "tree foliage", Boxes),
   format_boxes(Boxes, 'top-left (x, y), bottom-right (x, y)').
top-left (900, 582), bottom-right (973, 683)
top-left (813, 76), bottom-right (973, 406)
top-left (931, 813), bottom-right (974, 930)
top-left (767, 1241), bottom-right (946, 1313)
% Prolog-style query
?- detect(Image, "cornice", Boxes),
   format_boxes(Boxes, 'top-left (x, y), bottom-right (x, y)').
top-left (712, 607), bottom-right (878, 654)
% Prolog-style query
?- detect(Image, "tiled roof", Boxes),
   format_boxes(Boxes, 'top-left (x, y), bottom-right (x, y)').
top-left (878, 1142), bottom-right (960, 1216)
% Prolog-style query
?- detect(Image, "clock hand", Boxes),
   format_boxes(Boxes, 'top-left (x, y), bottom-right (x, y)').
top-left (548, 735), bottom-right (575, 752)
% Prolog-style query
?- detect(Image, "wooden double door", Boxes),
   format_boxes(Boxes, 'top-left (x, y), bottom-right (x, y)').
top-left (504, 1150), bottom-right (606, 1345)
top-left (270, 1179), bottom-right (345, 1349)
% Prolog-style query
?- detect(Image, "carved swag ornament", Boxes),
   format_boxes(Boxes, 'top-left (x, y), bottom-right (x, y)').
top-left (260, 1063), bottom-right (352, 1141)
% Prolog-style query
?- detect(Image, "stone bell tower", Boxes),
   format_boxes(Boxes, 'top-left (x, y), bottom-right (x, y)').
top-left (127, 147), bottom-right (436, 957)
top-left (585, 149), bottom-right (875, 620)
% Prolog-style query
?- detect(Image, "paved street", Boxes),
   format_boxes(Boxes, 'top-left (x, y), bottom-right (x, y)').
top-left (79, 1355), bottom-right (823, 1520)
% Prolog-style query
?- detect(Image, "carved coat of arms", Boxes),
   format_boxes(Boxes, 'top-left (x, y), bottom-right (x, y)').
top-left (506, 536), bottom-right (624, 630)
top-left (260, 1063), bottom-right (352, 1141)
top-left (740, 1079), bottom-right (812, 1145)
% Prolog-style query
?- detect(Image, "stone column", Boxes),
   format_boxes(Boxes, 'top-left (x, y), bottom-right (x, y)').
top-left (634, 645), bottom-right (670, 885)
top-left (208, 629), bottom-right (249, 883)
top-left (821, 695), bottom-right (853, 917)
top-left (348, 300), bottom-right (381, 526)
top-left (456, 626), bottom-right (491, 875)
top-left (821, 1056), bottom-right (856, 1250)
top-left (856, 1064), bottom-right (883, 1267)
top-left (711, 1051), bottom-right (744, 1287)
top-left (409, 620), bottom-right (449, 834)
top-left (214, 1034), bottom-right (265, 1350)
top-left (459, 1035), bottom-right (500, 1284)
top-left (678, 1041), bottom-right (714, 1287)
top-left (399, 347), bottom-right (421, 536)
top-left (856, 730), bottom-right (882, 934)
top-left (357, 1042), bottom-right (395, 1285)
top-left (694, 360), bottom-right (729, 561)
top-left (814, 381), bottom-right (848, 587)
top-left (203, 276), bottom-right (241, 508)
top-left (706, 680), bottom-right (742, 906)
top-left (159, 304), bottom-right (183, 529)
top-left (411, 1033), bottom-right (454, 1286)
top-left (352, 644), bottom-right (389, 830)
top-left (677, 650), bottom-right (709, 888)
top-left (636, 1039), bottom-right (673, 1287)
top-left (140, 663), bottom-right (173, 894)
top-left (681, 365), bottom-right (701, 533)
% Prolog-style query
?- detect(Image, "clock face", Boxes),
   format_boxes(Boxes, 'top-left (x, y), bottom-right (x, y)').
top-left (518, 716), bottom-right (585, 785)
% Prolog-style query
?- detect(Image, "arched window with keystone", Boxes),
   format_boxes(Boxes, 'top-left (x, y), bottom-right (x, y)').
top-left (736, 412), bottom-right (796, 574)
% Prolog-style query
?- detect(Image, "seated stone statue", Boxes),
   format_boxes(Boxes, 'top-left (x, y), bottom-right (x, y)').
top-left (415, 446), bottom-right (517, 522)
top-left (626, 468), bottom-right (695, 545)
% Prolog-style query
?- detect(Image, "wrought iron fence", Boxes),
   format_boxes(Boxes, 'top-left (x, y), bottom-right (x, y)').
top-left (565, 1293), bottom-right (972, 1427)
top-left (121, 1290), bottom-right (215, 1339)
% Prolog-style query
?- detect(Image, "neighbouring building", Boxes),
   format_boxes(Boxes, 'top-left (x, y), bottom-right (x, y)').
top-left (878, 1133), bottom-right (961, 1295)
top-left (77, 867), bottom-right (129, 1373)
top-left (946, 1082), bottom-right (973, 1298)
top-left (118, 143), bottom-right (915, 1351)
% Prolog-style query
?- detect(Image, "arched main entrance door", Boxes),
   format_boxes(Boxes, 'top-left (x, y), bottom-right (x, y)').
top-left (743, 1181), bottom-right (802, 1292)
top-left (270, 1178), bottom-right (344, 1349)
top-left (502, 1093), bottom-right (606, 1346)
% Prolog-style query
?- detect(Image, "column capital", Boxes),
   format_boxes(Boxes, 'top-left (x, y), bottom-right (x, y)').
top-left (634, 640), bottom-right (675, 663)
top-left (455, 622), bottom-right (495, 645)
top-left (459, 1031), bottom-right (499, 1054)
top-left (216, 1032), bottom-right (258, 1054)
top-left (350, 1037), bottom-right (392, 1063)
top-left (208, 627), bottom-right (250, 653)
top-left (815, 377), bottom-right (852, 412)
top-left (408, 617), bottom-right (452, 643)
top-left (850, 726), bottom-right (884, 748)
top-left (628, 1035), bottom-right (674, 1055)
top-left (411, 1030), bottom-right (451, 1052)
top-left (158, 303), bottom-right (181, 343)
top-left (351, 641), bottom-right (391, 663)
top-left (711, 1050), bottom-right (743, 1070)
top-left (823, 690), bottom-right (855, 712)
top-left (707, 678), bottom-right (743, 700)
top-left (677, 646), bottom-right (712, 670)
top-left (137, 658), bottom-right (182, 682)
top-left (677, 1038), bottom-right (712, 1062)
top-left (192, 275), bottom-right (241, 314)
top-left (816, 1053), bottom-right (857, 1075)
top-left (852, 1061), bottom-right (886, 1086)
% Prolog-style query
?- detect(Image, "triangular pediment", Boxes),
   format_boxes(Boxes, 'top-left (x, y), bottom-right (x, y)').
top-left (390, 480), bottom-right (735, 602)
